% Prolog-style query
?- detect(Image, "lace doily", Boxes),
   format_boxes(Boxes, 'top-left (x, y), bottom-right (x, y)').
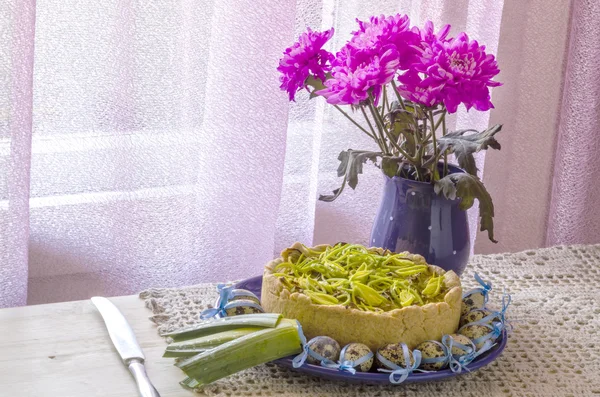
top-left (140, 244), bottom-right (600, 396)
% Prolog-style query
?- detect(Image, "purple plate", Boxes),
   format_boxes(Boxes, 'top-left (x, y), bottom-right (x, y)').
top-left (235, 275), bottom-right (507, 384)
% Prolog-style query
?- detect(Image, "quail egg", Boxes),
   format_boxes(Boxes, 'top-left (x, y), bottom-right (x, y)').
top-left (375, 343), bottom-right (414, 370)
top-left (416, 340), bottom-right (447, 371)
top-left (306, 336), bottom-right (341, 365)
top-left (459, 323), bottom-right (494, 349)
top-left (461, 290), bottom-right (487, 316)
top-left (224, 299), bottom-right (264, 316)
top-left (460, 308), bottom-right (495, 327)
top-left (340, 343), bottom-right (373, 372)
top-left (228, 289), bottom-right (261, 305)
top-left (446, 334), bottom-right (476, 356)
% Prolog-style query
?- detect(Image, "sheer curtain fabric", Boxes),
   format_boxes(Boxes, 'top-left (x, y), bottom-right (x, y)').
top-left (1, 0), bottom-right (590, 308)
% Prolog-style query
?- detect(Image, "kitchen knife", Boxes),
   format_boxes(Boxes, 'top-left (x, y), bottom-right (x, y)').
top-left (91, 297), bottom-right (161, 397)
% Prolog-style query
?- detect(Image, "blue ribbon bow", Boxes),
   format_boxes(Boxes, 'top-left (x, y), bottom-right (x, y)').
top-left (199, 283), bottom-right (234, 320)
top-left (462, 273), bottom-right (493, 306)
top-left (319, 344), bottom-right (374, 375)
top-left (292, 324), bottom-right (339, 368)
top-left (292, 322), bottom-right (310, 368)
top-left (376, 344), bottom-right (423, 384)
top-left (470, 290), bottom-right (512, 331)
top-left (471, 321), bottom-right (503, 348)
top-left (419, 340), bottom-right (450, 368)
top-left (442, 334), bottom-right (476, 373)
top-left (497, 290), bottom-right (513, 332)
top-left (325, 360), bottom-right (359, 374)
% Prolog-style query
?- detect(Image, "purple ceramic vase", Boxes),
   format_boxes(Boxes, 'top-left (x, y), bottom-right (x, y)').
top-left (370, 164), bottom-right (470, 275)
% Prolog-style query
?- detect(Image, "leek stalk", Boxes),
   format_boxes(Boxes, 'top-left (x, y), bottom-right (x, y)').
top-left (175, 319), bottom-right (302, 386)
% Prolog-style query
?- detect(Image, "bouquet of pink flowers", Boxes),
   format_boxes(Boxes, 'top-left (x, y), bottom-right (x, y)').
top-left (278, 14), bottom-right (502, 242)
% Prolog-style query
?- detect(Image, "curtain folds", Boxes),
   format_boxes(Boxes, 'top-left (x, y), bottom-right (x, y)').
top-left (0, 0), bottom-right (596, 307)
top-left (0, 0), bottom-right (36, 308)
top-left (475, 0), bottom-right (573, 254)
top-left (546, 0), bottom-right (600, 246)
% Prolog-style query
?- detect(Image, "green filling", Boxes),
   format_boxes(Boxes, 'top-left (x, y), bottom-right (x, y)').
top-left (275, 243), bottom-right (448, 311)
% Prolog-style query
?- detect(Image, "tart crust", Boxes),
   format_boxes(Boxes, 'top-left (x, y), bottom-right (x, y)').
top-left (261, 243), bottom-right (462, 350)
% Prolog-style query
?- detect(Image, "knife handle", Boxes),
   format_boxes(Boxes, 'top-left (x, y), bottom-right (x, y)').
top-left (128, 360), bottom-right (161, 397)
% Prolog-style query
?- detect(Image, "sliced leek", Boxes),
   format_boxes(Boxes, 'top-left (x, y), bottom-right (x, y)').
top-left (165, 327), bottom-right (262, 350)
top-left (273, 243), bottom-right (449, 311)
top-left (175, 318), bottom-right (302, 386)
top-left (161, 313), bottom-right (281, 341)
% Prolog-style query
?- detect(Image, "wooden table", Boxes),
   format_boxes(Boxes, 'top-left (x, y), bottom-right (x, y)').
top-left (0, 296), bottom-right (181, 397)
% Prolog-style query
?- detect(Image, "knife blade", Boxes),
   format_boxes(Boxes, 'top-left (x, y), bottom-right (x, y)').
top-left (92, 297), bottom-right (161, 397)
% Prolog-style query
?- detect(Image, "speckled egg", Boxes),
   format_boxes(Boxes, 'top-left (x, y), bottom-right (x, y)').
top-left (228, 289), bottom-right (261, 305)
top-left (461, 290), bottom-right (487, 316)
top-left (416, 341), bottom-right (447, 371)
top-left (446, 334), bottom-right (476, 356)
top-left (459, 323), bottom-right (493, 349)
top-left (340, 343), bottom-right (373, 372)
top-left (375, 343), bottom-right (414, 370)
top-left (224, 299), bottom-right (264, 316)
top-left (460, 308), bottom-right (495, 327)
top-left (306, 336), bottom-right (341, 365)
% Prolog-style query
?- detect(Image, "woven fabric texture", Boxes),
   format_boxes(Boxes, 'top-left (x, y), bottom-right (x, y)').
top-left (140, 244), bottom-right (600, 396)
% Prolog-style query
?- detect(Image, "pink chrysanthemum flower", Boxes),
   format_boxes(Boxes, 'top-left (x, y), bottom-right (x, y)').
top-left (398, 23), bottom-right (501, 113)
top-left (316, 15), bottom-right (417, 106)
top-left (278, 27), bottom-right (335, 101)
top-left (316, 45), bottom-right (399, 105)
top-left (415, 20), bottom-right (451, 46)
top-left (350, 14), bottom-right (420, 68)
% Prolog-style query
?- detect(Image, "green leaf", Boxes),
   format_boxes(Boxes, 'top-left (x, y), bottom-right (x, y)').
top-left (305, 74), bottom-right (328, 99)
top-left (319, 150), bottom-right (381, 202)
top-left (404, 102), bottom-right (426, 120)
top-left (434, 173), bottom-right (497, 243)
top-left (385, 106), bottom-right (417, 153)
top-left (435, 124), bottom-right (502, 176)
top-left (381, 156), bottom-right (403, 178)
top-left (336, 151), bottom-right (351, 177)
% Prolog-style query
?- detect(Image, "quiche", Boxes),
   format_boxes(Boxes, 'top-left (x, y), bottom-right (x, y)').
top-left (261, 243), bottom-right (462, 350)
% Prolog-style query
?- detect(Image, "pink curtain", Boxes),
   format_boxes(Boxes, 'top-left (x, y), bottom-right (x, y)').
top-left (0, 0), bottom-right (36, 308)
top-left (547, 0), bottom-right (600, 246)
top-left (475, 0), bottom-right (574, 254)
top-left (1, 0), bottom-right (598, 308)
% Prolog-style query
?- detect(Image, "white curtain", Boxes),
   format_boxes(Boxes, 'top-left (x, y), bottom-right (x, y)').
top-left (1, 0), bottom-right (516, 307)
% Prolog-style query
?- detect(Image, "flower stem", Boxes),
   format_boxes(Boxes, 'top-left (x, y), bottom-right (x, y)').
top-left (359, 105), bottom-right (385, 152)
top-left (381, 85), bottom-right (388, 116)
top-left (333, 105), bottom-right (378, 142)
top-left (369, 97), bottom-right (415, 161)
top-left (428, 109), bottom-right (439, 181)
top-left (440, 110), bottom-right (448, 177)
top-left (433, 109), bottom-right (446, 132)
top-left (390, 80), bottom-right (406, 109)
top-left (367, 99), bottom-right (390, 154)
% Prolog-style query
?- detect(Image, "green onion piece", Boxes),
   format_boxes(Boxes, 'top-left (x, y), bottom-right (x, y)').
top-left (349, 270), bottom-right (370, 284)
top-left (164, 348), bottom-right (209, 358)
top-left (422, 275), bottom-right (443, 297)
top-left (394, 265), bottom-right (428, 276)
top-left (161, 313), bottom-right (282, 342)
top-left (352, 282), bottom-right (387, 306)
top-left (397, 290), bottom-right (415, 307)
top-left (304, 290), bottom-right (339, 305)
top-left (176, 319), bottom-right (302, 386)
top-left (164, 327), bottom-right (262, 354)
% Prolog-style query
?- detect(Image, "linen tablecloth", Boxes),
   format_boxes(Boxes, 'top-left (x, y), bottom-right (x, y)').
top-left (140, 244), bottom-right (600, 396)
